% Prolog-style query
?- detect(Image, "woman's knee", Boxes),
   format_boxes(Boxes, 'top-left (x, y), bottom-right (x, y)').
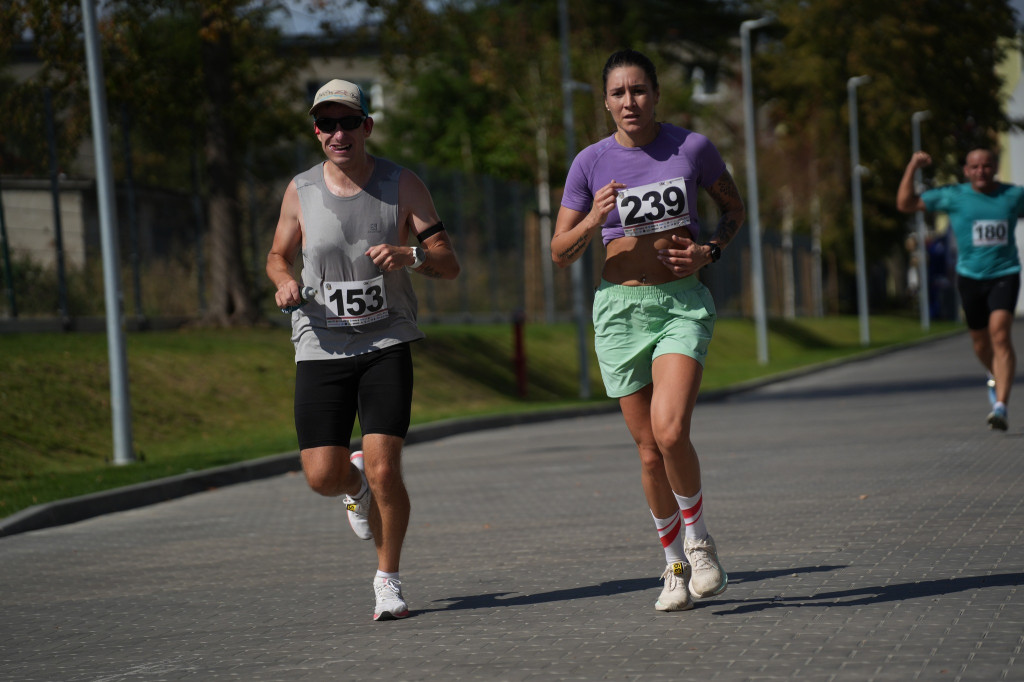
top-left (651, 416), bottom-right (690, 455)
top-left (635, 441), bottom-right (668, 478)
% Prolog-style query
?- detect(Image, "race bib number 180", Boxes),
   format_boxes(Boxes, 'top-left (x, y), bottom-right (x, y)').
top-left (323, 275), bottom-right (389, 327)
top-left (972, 220), bottom-right (1008, 247)
top-left (617, 176), bottom-right (691, 237)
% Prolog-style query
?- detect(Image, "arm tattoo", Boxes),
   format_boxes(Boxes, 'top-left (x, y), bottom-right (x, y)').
top-left (417, 264), bottom-right (445, 279)
top-left (557, 231), bottom-right (592, 262)
top-left (706, 171), bottom-right (744, 247)
top-left (713, 213), bottom-right (742, 247)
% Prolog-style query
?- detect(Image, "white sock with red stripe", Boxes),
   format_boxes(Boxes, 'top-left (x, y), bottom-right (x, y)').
top-left (673, 489), bottom-right (709, 541)
top-left (652, 510), bottom-right (686, 564)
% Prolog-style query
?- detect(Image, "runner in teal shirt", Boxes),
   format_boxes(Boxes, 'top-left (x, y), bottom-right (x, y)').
top-left (921, 183), bottom-right (1023, 280)
top-left (898, 148), bottom-right (1023, 431)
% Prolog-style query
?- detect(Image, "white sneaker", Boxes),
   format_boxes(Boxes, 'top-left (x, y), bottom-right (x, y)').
top-left (373, 576), bottom-right (409, 621)
top-left (343, 451), bottom-right (372, 540)
top-left (655, 561), bottom-right (694, 611)
top-left (684, 534), bottom-right (728, 598)
top-left (988, 404), bottom-right (1009, 431)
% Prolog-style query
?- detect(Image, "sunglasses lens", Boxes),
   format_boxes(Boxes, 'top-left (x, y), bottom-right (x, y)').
top-left (315, 116), bottom-right (365, 133)
top-left (339, 116), bottom-right (365, 130)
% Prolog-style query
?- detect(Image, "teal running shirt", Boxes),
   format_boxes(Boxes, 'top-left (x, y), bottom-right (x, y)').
top-left (922, 182), bottom-right (1024, 279)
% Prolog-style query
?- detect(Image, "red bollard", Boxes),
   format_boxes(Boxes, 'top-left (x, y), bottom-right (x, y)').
top-left (513, 310), bottom-right (527, 399)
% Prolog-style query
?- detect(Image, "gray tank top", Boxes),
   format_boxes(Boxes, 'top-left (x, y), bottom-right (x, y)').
top-left (290, 158), bottom-right (424, 361)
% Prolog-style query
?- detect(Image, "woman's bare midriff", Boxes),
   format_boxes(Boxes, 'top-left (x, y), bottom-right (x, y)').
top-left (602, 228), bottom-right (694, 286)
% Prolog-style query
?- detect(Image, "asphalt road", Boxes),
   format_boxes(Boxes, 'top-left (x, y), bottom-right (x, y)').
top-left (1, 324), bottom-right (1021, 681)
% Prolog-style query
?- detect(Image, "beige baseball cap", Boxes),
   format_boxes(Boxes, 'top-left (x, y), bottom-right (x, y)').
top-left (309, 79), bottom-right (369, 116)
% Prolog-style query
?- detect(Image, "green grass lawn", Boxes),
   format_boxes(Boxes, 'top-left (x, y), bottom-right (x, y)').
top-left (0, 316), bottom-right (960, 518)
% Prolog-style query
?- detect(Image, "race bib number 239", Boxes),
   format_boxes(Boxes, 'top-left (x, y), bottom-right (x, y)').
top-left (617, 176), bottom-right (691, 237)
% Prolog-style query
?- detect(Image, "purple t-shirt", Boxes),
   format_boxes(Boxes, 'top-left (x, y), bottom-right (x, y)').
top-left (561, 123), bottom-right (726, 245)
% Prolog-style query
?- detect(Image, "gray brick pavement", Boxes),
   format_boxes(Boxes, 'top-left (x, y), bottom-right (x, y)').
top-left (1, 324), bottom-right (1022, 681)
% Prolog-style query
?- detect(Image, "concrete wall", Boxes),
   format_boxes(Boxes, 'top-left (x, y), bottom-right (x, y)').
top-left (1, 178), bottom-right (195, 271)
top-left (1, 179), bottom-right (91, 269)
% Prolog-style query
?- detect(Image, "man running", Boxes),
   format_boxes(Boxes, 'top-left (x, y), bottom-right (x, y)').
top-left (267, 78), bottom-right (460, 619)
top-left (898, 148), bottom-right (1023, 430)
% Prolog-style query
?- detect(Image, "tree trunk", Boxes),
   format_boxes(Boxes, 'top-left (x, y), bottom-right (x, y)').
top-left (198, 8), bottom-right (260, 326)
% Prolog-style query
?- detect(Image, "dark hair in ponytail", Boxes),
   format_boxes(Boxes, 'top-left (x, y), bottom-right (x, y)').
top-left (602, 49), bottom-right (659, 93)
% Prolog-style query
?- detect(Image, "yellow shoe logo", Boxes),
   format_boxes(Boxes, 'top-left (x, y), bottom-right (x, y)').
top-left (346, 503), bottom-right (358, 512)
top-left (671, 561), bottom-right (685, 575)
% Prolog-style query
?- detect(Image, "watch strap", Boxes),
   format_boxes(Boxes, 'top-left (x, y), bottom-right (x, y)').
top-left (409, 246), bottom-right (425, 270)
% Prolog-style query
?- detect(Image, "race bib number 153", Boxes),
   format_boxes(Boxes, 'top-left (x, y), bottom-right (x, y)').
top-left (617, 176), bottom-right (691, 237)
top-left (323, 275), bottom-right (389, 327)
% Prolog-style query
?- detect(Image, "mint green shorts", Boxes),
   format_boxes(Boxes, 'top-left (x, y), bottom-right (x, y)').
top-left (592, 277), bottom-right (716, 398)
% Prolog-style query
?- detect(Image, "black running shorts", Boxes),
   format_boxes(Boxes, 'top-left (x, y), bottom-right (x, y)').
top-left (956, 273), bottom-right (1021, 330)
top-left (293, 343), bottom-right (414, 450)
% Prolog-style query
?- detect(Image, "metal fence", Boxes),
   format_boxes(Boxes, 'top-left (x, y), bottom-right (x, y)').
top-left (1, 165), bottom-right (835, 327)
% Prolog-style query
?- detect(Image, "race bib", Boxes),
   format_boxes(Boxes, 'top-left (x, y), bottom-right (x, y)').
top-left (617, 177), bottom-right (691, 237)
top-left (323, 275), bottom-right (389, 327)
top-left (972, 220), bottom-right (1008, 247)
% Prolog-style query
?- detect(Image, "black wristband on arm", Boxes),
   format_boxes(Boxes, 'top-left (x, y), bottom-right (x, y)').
top-left (416, 221), bottom-right (446, 243)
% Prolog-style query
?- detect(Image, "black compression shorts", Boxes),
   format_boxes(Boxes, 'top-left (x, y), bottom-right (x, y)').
top-left (956, 273), bottom-right (1021, 330)
top-left (293, 343), bottom-right (414, 450)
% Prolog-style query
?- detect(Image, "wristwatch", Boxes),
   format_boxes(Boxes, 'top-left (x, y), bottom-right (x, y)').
top-left (409, 246), bottom-right (425, 270)
top-left (707, 242), bottom-right (722, 264)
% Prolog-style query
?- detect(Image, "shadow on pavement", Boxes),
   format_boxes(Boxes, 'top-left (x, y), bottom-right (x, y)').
top-left (710, 572), bottom-right (1024, 615)
top-left (422, 578), bottom-right (654, 614)
top-left (728, 565), bottom-right (847, 584)
top-left (420, 565), bottom-right (849, 613)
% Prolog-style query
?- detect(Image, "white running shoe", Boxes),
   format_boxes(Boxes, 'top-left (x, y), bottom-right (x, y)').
top-left (373, 576), bottom-right (409, 621)
top-left (684, 534), bottom-right (728, 598)
top-left (655, 561), bottom-right (694, 612)
top-left (343, 451), bottom-right (372, 540)
top-left (987, 404), bottom-right (1008, 431)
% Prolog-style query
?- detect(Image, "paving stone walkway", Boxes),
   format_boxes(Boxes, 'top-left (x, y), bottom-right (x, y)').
top-left (2, 325), bottom-right (1021, 680)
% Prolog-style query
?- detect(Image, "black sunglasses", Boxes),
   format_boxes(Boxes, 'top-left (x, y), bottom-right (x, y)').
top-left (314, 115), bottom-right (366, 133)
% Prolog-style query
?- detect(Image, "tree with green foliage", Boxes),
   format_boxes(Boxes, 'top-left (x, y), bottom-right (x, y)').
top-left (0, 1), bottom-right (91, 177)
top-left (336, 0), bottom-right (746, 311)
top-left (351, 0), bottom-right (747, 183)
top-left (2, 0), bottom-right (307, 325)
top-left (753, 0), bottom-right (1020, 294)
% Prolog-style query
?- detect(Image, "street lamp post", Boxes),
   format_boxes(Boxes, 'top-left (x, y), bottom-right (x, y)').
top-left (558, 0), bottom-right (590, 399)
top-left (82, 0), bottom-right (135, 464)
top-left (912, 110), bottom-right (932, 331)
top-left (848, 75), bottom-right (871, 347)
top-left (741, 16), bottom-right (773, 365)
